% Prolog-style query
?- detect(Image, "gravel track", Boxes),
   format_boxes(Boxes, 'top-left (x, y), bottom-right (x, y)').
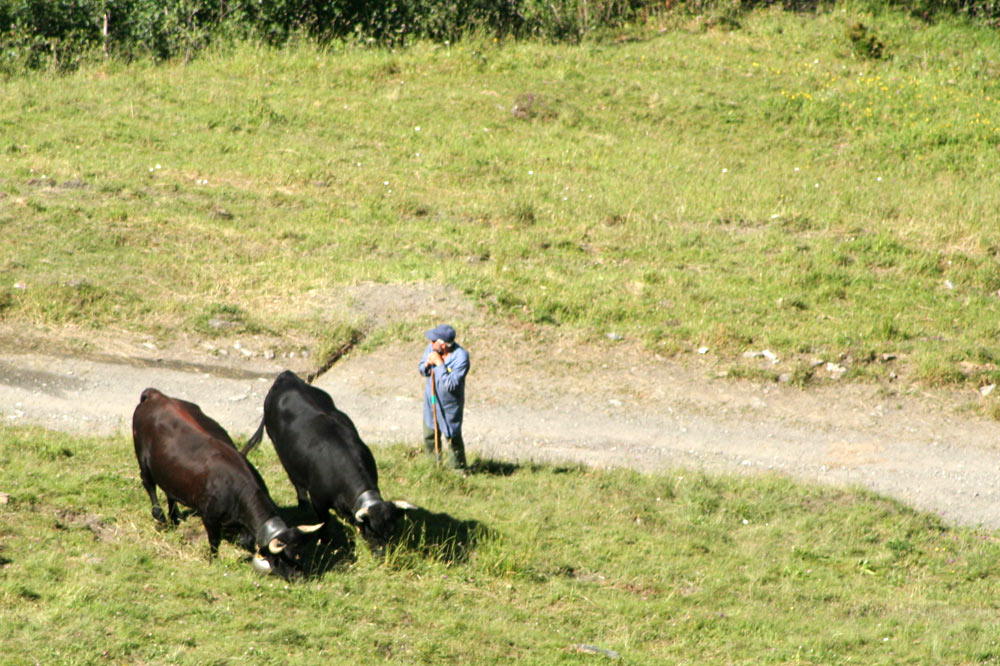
top-left (2, 320), bottom-right (1000, 531)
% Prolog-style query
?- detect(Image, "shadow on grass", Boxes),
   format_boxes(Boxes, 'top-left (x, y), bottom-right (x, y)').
top-left (276, 503), bottom-right (358, 577)
top-left (140, 501), bottom-right (356, 578)
top-left (151, 506), bottom-right (196, 529)
top-left (272, 503), bottom-right (491, 575)
top-left (469, 458), bottom-right (520, 476)
top-left (394, 506), bottom-right (490, 565)
top-left (468, 457), bottom-right (589, 477)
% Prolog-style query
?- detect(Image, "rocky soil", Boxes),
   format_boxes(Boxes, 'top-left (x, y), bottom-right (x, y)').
top-left (2, 284), bottom-right (1000, 530)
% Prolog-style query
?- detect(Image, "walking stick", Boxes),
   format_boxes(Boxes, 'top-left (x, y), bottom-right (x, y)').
top-left (430, 366), bottom-right (441, 466)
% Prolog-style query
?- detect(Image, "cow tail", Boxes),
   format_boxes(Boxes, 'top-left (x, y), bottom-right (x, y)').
top-left (241, 416), bottom-right (266, 456)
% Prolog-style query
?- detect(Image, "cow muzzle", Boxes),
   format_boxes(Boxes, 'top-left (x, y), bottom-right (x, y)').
top-left (252, 551), bottom-right (273, 574)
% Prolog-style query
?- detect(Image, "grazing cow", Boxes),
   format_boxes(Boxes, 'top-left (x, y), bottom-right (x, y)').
top-left (242, 370), bottom-right (415, 553)
top-left (132, 388), bottom-right (321, 577)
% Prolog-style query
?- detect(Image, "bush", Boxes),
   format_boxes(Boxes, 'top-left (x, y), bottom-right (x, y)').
top-left (0, 0), bottom-right (668, 71)
top-left (0, 0), bottom-right (102, 70)
top-left (895, 0), bottom-right (1000, 22)
top-left (7, 0), bottom-right (996, 73)
top-left (0, 0), bottom-right (527, 70)
top-left (847, 21), bottom-right (887, 59)
top-left (519, 0), bottom-right (660, 41)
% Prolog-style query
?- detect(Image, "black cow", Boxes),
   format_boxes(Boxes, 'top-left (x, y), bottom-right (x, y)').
top-left (132, 388), bottom-right (321, 577)
top-left (242, 370), bottom-right (415, 553)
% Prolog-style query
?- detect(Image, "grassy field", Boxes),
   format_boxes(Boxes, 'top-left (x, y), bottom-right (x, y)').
top-left (5, 7), bottom-right (1000, 662)
top-left (3, 7), bottom-right (1000, 390)
top-left (1, 423), bottom-right (1000, 664)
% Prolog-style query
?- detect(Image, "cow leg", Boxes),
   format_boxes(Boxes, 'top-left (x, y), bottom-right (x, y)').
top-left (139, 468), bottom-right (167, 524)
top-left (294, 483), bottom-right (310, 510)
top-left (202, 518), bottom-right (223, 557)
top-left (166, 496), bottom-right (180, 525)
top-left (236, 529), bottom-right (255, 551)
top-left (308, 500), bottom-right (332, 530)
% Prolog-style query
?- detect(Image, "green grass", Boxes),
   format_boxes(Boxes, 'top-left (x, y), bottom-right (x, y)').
top-left (4, 8), bottom-right (1000, 387)
top-left (2, 423), bottom-right (1000, 664)
top-left (8, 12), bottom-right (1000, 660)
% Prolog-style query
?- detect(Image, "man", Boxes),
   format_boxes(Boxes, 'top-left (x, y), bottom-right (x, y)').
top-left (418, 323), bottom-right (470, 473)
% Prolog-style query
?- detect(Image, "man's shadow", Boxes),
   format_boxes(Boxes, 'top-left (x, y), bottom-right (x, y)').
top-left (467, 458), bottom-right (587, 477)
top-left (469, 459), bottom-right (520, 476)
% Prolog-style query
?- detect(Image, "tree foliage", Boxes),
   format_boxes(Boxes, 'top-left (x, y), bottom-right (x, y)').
top-left (2, 0), bottom-right (998, 72)
top-left (0, 0), bottom-right (660, 71)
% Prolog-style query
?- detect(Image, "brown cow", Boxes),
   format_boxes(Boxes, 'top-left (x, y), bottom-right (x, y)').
top-left (132, 388), bottom-right (320, 577)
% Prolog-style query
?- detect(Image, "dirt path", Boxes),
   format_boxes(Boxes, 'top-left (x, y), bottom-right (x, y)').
top-left (2, 315), bottom-right (1000, 531)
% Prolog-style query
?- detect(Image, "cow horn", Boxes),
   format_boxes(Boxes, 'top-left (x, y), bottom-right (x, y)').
top-left (297, 523), bottom-right (324, 534)
top-left (393, 501), bottom-right (417, 510)
top-left (354, 506), bottom-right (370, 522)
top-left (268, 537), bottom-right (286, 554)
top-left (252, 552), bottom-right (273, 574)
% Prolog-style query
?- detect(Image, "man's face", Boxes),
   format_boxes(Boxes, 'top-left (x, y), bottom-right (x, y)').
top-left (431, 340), bottom-right (449, 354)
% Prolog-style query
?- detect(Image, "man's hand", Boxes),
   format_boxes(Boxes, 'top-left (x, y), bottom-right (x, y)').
top-left (427, 351), bottom-right (444, 367)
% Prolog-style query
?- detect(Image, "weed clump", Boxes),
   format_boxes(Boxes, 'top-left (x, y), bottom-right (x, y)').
top-left (847, 22), bottom-right (887, 60)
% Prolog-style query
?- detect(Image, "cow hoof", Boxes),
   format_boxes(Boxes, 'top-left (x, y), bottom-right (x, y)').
top-left (151, 507), bottom-right (166, 523)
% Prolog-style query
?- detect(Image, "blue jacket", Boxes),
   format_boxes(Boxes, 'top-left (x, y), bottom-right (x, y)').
top-left (418, 343), bottom-right (469, 438)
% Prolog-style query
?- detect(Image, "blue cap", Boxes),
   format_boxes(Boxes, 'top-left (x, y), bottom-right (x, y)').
top-left (425, 324), bottom-right (456, 344)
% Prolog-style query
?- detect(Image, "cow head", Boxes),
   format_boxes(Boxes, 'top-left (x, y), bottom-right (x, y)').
top-left (252, 521), bottom-right (323, 578)
top-left (355, 500), bottom-right (417, 553)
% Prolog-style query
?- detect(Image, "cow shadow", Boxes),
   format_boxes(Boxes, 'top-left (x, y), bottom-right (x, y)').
top-left (267, 504), bottom-right (490, 574)
top-left (395, 506), bottom-right (490, 565)
top-left (285, 504), bottom-right (490, 572)
top-left (276, 504), bottom-right (359, 577)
